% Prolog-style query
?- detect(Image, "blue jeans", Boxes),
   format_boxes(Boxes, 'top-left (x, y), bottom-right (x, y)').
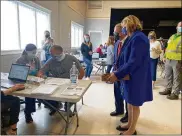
top-left (106, 65), bottom-right (113, 73)
top-left (150, 58), bottom-right (158, 81)
top-left (83, 57), bottom-right (93, 78)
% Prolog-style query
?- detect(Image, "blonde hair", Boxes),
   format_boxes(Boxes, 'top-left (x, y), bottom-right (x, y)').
top-left (106, 36), bottom-right (114, 46)
top-left (148, 31), bottom-right (157, 40)
top-left (121, 15), bottom-right (142, 33)
top-left (115, 23), bottom-right (122, 30)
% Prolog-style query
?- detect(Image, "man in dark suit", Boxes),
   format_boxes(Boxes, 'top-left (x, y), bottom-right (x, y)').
top-left (110, 23), bottom-right (128, 123)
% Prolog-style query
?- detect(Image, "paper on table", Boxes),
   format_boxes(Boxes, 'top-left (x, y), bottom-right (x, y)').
top-left (61, 86), bottom-right (85, 96)
top-left (46, 78), bottom-right (70, 85)
top-left (27, 76), bottom-right (45, 83)
top-left (31, 84), bottom-right (59, 95)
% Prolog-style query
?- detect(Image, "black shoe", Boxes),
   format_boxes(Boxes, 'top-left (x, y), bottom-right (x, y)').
top-left (110, 111), bottom-right (123, 116)
top-left (159, 89), bottom-right (171, 95)
top-left (120, 130), bottom-right (137, 135)
top-left (49, 110), bottom-right (56, 116)
top-left (24, 112), bottom-right (33, 123)
top-left (120, 115), bottom-right (128, 123)
top-left (116, 125), bottom-right (128, 131)
top-left (167, 93), bottom-right (179, 100)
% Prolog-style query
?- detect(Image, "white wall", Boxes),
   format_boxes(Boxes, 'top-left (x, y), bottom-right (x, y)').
top-left (86, 0), bottom-right (181, 18)
top-left (0, 0), bottom-right (86, 72)
top-left (85, 19), bottom-right (110, 44)
top-left (85, 0), bottom-right (181, 45)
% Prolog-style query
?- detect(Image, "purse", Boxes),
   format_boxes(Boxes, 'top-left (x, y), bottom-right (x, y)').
top-left (101, 73), bottom-right (130, 81)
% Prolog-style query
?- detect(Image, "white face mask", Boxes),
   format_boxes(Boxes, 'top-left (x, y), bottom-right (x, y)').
top-left (53, 53), bottom-right (66, 62)
top-left (26, 50), bottom-right (37, 60)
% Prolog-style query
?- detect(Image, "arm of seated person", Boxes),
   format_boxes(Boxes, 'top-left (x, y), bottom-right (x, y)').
top-left (3, 84), bottom-right (25, 95)
top-left (78, 67), bottom-right (85, 79)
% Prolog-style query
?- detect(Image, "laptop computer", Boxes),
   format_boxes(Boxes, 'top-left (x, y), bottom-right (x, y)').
top-left (1, 64), bottom-right (30, 89)
top-left (92, 53), bottom-right (100, 60)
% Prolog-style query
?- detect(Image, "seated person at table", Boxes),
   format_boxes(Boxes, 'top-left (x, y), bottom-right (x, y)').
top-left (16, 43), bottom-right (41, 123)
top-left (37, 45), bottom-right (84, 115)
top-left (1, 84), bottom-right (25, 135)
top-left (96, 44), bottom-right (104, 57)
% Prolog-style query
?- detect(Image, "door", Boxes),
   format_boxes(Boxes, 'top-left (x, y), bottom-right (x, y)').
top-left (89, 31), bottom-right (102, 52)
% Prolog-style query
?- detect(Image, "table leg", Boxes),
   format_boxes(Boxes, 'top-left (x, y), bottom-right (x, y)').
top-left (74, 103), bottom-right (79, 127)
top-left (82, 97), bottom-right (84, 105)
top-left (65, 102), bottom-right (70, 135)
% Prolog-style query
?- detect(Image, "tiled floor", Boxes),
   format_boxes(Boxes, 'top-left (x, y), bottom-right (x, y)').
top-left (17, 70), bottom-right (181, 135)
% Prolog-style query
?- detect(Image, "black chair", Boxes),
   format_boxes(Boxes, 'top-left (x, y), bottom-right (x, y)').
top-left (1, 108), bottom-right (10, 135)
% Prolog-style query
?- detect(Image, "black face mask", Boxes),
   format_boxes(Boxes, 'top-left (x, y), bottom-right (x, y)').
top-left (45, 34), bottom-right (50, 39)
top-left (113, 32), bottom-right (119, 42)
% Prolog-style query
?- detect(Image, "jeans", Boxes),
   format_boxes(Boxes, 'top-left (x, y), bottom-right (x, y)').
top-left (2, 95), bottom-right (20, 125)
top-left (83, 57), bottom-right (93, 78)
top-left (24, 98), bottom-right (36, 114)
top-left (150, 58), bottom-right (158, 81)
top-left (106, 65), bottom-right (113, 73)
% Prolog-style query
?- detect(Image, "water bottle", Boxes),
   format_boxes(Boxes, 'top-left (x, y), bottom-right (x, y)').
top-left (70, 62), bottom-right (79, 85)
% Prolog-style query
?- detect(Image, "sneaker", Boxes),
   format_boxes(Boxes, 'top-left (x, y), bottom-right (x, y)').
top-left (159, 89), bottom-right (171, 95)
top-left (167, 93), bottom-right (179, 100)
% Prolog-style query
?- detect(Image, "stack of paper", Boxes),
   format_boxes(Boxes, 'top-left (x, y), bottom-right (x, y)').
top-left (27, 76), bottom-right (45, 83)
top-left (31, 84), bottom-right (59, 95)
top-left (61, 86), bottom-right (85, 96)
top-left (46, 78), bottom-right (70, 85)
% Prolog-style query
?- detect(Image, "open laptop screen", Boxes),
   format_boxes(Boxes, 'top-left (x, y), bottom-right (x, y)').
top-left (8, 64), bottom-right (30, 81)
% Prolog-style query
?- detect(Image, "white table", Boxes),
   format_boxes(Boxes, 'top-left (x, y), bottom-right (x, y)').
top-left (92, 58), bottom-right (107, 74)
top-left (1, 73), bottom-right (92, 135)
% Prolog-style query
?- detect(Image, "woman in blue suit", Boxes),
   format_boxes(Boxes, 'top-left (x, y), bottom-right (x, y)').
top-left (109, 15), bottom-right (153, 135)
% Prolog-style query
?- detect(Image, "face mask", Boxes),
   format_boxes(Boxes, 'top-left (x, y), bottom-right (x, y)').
top-left (45, 34), bottom-right (50, 38)
top-left (177, 27), bottom-right (182, 33)
top-left (52, 53), bottom-right (65, 62)
top-left (122, 27), bottom-right (127, 35)
top-left (113, 32), bottom-right (119, 41)
top-left (148, 36), bottom-right (154, 40)
top-left (26, 51), bottom-right (36, 60)
top-left (85, 38), bottom-right (89, 43)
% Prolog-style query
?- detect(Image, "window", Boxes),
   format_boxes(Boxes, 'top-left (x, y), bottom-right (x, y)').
top-left (1, 1), bottom-right (50, 52)
top-left (71, 21), bottom-right (84, 48)
top-left (1, 1), bottom-right (19, 50)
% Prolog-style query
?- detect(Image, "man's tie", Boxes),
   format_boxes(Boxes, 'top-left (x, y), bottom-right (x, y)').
top-left (117, 41), bottom-right (123, 57)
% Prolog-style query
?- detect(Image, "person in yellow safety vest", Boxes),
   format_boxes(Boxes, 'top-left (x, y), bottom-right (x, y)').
top-left (159, 21), bottom-right (182, 100)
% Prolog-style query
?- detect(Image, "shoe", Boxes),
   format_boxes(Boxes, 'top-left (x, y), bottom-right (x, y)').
top-left (120, 130), bottom-right (137, 135)
top-left (120, 115), bottom-right (128, 123)
top-left (167, 93), bottom-right (179, 100)
top-left (159, 89), bottom-right (171, 95)
top-left (49, 110), bottom-right (56, 116)
top-left (110, 111), bottom-right (123, 116)
top-left (24, 112), bottom-right (33, 124)
top-left (116, 125), bottom-right (128, 131)
top-left (6, 128), bottom-right (17, 135)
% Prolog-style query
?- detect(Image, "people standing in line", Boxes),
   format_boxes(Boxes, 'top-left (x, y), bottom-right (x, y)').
top-left (148, 31), bottom-right (162, 88)
top-left (106, 36), bottom-right (114, 74)
top-left (42, 30), bottom-right (54, 63)
top-left (108, 15), bottom-right (153, 135)
top-left (159, 21), bottom-right (182, 100)
top-left (110, 23), bottom-right (128, 124)
top-left (1, 84), bottom-right (25, 135)
top-left (81, 34), bottom-right (93, 80)
top-left (16, 44), bottom-right (41, 124)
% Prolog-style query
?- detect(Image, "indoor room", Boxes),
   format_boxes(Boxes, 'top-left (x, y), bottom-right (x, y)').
top-left (1, 0), bottom-right (181, 135)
